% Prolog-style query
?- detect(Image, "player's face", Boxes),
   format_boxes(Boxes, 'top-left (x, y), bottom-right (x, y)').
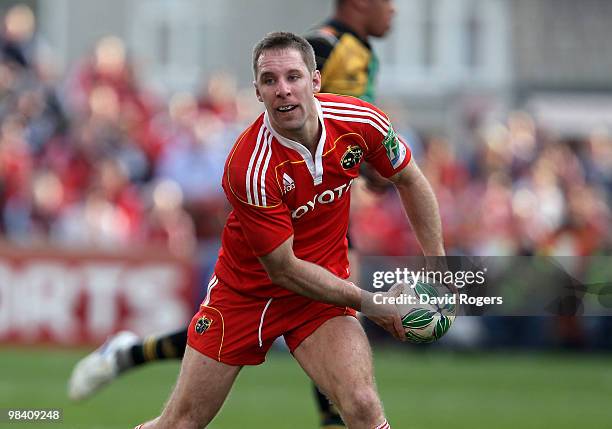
top-left (365, 0), bottom-right (395, 38)
top-left (254, 48), bottom-right (321, 138)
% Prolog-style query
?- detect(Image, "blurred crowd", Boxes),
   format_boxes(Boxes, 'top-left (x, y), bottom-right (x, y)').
top-left (0, 5), bottom-right (256, 258)
top-left (351, 113), bottom-right (612, 257)
top-left (1, 3), bottom-right (611, 262)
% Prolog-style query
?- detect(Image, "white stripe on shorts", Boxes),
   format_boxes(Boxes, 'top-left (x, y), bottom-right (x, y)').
top-left (258, 298), bottom-right (273, 347)
top-left (202, 275), bottom-right (218, 306)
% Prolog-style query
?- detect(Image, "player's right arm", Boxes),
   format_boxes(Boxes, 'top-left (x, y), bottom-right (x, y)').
top-left (259, 235), bottom-right (361, 307)
top-left (258, 237), bottom-right (405, 341)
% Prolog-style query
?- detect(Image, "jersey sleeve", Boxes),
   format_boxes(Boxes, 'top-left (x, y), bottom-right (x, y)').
top-left (223, 155), bottom-right (294, 257)
top-left (360, 102), bottom-right (412, 178)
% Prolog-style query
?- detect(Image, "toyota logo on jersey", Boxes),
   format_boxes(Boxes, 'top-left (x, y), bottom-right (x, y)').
top-left (291, 179), bottom-right (354, 219)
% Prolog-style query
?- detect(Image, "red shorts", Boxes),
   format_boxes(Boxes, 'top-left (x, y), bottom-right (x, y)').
top-left (187, 274), bottom-right (357, 366)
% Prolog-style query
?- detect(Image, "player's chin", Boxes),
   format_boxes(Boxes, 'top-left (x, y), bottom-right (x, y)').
top-left (374, 29), bottom-right (389, 38)
top-left (274, 114), bottom-right (303, 130)
top-left (375, 23), bottom-right (392, 38)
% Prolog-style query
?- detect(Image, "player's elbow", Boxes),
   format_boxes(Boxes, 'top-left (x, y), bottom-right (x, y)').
top-left (259, 238), bottom-right (300, 288)
top-left (390, 159), bottom-right (426, 190)
top-left (264, 258), bottom-right (319, 298)
top-left (265, 262), bottom-right (298, 288)
top-left (260, 254), bottom-right (299, 288)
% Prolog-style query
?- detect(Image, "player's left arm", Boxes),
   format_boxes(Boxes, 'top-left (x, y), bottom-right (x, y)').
top-left (356, 97), bottom-right (445, 262)
top-left (388, 159), bottom-right (445, 259)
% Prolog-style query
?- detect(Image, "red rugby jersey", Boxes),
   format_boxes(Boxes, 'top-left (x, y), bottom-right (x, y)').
top-left (215, 93), bottom-right (411, 298)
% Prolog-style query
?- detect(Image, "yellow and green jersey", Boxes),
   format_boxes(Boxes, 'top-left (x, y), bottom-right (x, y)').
top-left (305, 20), bottom-right (379, 103)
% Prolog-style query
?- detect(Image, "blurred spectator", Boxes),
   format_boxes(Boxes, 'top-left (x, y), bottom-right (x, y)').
top-left (1, 4), bottom-right (36, 69)
top-left (196, 71), bottom-right (240, 123)
top-left (145, 179), bottom-right (197, 258)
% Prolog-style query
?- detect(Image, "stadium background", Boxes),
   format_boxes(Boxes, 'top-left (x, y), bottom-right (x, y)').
top-left (1, 0), bottom-right (611, 427)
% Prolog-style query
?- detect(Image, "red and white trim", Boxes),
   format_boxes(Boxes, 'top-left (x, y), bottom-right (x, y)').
top-left (374, 419), bottom-right (390, 429)
top-left (322, 111), bottom-right (389, 137)
top-left (320, 101), bottom-right (390, 137)
top-left (245, 125), bottom-right (273, 206)
top-left (319, 100), bottom-right (390, 125)
top-left (202, 274), bottom-right (219, 306)
top-left (264, 99), bottom-right (327, 185)
top-left (258, 298), bottom-right (273, 347)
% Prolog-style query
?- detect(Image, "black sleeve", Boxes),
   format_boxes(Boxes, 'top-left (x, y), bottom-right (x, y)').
top-left (306, 36), bottom-right (334, 72)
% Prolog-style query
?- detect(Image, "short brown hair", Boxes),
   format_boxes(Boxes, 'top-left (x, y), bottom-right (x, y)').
top-left (252, 31), bottom-right (316, 78)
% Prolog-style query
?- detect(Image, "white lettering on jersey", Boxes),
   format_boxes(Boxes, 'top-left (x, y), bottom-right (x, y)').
top-left (291, 179), bottom-right (354, 219)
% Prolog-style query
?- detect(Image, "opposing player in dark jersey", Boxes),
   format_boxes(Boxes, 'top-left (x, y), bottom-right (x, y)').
top-left (134, 31), bottom-right (442, 429)
top-left (306, 0), bottom-right (395, 102)
top-left (305, 2), bottom-right (396, 425)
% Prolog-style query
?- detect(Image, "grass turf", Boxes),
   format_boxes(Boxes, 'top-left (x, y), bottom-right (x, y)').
top-left (1, 346), bottom-right (611, 428)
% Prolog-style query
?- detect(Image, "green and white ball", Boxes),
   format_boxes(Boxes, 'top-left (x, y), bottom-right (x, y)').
top-left (396, 278), bottom-right (456, 344)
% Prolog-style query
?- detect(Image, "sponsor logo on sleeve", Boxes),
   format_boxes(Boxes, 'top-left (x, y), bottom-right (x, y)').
top-left (382, 126), bottom-right (407, 169)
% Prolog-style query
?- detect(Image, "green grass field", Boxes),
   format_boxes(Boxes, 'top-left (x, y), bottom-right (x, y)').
top-left (1, 346), bottom-right (611, 429)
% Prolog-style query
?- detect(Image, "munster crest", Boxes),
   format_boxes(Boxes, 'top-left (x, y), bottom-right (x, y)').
top-left (341, 145), bottom-right (364, 170)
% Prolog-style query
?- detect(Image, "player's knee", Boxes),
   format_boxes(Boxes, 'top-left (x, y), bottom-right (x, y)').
top-left (339, 387), bottom-right (382, 423)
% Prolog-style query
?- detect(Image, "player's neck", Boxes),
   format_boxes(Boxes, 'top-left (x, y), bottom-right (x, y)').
top-left (272, 109), bottom-right (321, 155)
top-left (333, 11), bottom-right (368, 40)
top-left (299, 115), bottom-right (322, 156)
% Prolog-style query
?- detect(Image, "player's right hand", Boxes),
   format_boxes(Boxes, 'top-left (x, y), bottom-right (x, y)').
top-left (361, 285), bottom-right (405, 341)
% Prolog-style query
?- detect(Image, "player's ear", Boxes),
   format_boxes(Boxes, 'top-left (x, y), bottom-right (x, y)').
top-left (312, 70), bottom-right (321, 93)
top-left (253, 81), bottom-right (263, 102)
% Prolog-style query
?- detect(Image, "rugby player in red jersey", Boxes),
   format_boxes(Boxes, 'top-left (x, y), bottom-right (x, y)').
top-left (135, 31), bottom-right (443, 429)
top-left (69, 6), bottom-right (398, 428)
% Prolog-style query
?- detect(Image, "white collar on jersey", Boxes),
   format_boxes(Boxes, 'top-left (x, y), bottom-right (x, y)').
top-left (264, 98), bottom-right (326, 185)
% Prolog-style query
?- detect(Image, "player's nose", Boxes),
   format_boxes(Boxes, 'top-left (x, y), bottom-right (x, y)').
top-left (275, 79), bottom-right (291, 97)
